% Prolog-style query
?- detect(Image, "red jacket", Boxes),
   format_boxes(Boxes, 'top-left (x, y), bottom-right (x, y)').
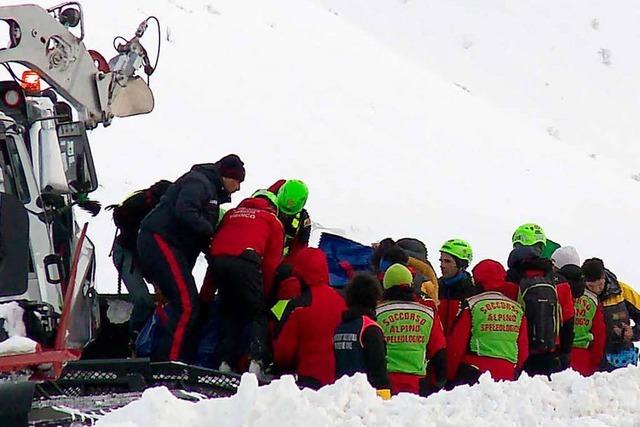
top-left (472, 260), bottom-right (519, 301)
top-left (273, 248), bottom-right (346, 388)
top-left (438, 271), bottom-right (476, 335)
top-left (267, 179), bottom-right (286, 194)
top-left (571, 299), bottom-right (606, 376)
top-left (380, 285), bottom-right (446, 394)
top-left (447, 260), bottom-right (529, 382)
top-left (209, 197), bottom-right (284, 297)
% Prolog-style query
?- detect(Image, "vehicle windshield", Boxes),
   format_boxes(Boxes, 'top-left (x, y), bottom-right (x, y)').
top-left (0, 133), bottom-right (30, 203)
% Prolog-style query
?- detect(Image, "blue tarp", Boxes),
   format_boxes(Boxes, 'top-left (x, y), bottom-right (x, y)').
top-left (318, 232), bottom-right (374, 287)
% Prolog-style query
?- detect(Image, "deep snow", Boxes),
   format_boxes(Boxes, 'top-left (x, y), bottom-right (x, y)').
top-left (96, 369), bottom-right (640, 427)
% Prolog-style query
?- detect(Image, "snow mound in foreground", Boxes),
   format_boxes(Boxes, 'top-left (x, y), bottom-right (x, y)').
top-left (96, 367), bottom-right (640, 427)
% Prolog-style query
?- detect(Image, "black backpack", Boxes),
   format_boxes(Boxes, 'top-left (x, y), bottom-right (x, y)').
top-left (519, 275), bottom-right (560, 354)
top-left (108, 180), bottom-right (172, 250)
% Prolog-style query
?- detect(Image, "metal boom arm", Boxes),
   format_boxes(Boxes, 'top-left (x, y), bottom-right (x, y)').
top-left (0, 4), bottom-right (155, 129)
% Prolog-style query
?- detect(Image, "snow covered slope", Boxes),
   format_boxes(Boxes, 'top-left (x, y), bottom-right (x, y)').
top-left (30, 0), bottom-right (640, 289)
top-left (96, 369), bottom-right (640, 427)
top-left (313, 0), bottom-right (640, 173)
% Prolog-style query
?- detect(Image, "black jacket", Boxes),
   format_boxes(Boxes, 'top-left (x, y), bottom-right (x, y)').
top-left (334, 307), bottom-right (390, 389)
top-left (140, 163), bottom-right (230, 264)
top-left (601, 269), bottom-right (640, 354)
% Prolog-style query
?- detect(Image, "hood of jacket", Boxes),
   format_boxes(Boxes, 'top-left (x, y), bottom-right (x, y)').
top-left (268, 179), bottom-right (287, 194)
top-left (238, 196), bottom-right (277, 213)
top-left (396, 238), bottom-right (428, 262)
top-left (292, 247), bottom-right (330, 287)
top-left (472, 259), bottom-right (508, 292)
top-left (506, 246), bottom-right (553, 282)
top-left (190, 163), bottom-right (231, 203)
top-left (602, 268), bottom-right (622, 299)
top-left (558, 264), bottom-right (585, 298)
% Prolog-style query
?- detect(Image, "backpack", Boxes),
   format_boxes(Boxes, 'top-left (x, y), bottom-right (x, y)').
top-left (518, 275), bottom-right (560, 354)
top-left (108, 180), bottom-right (172, 250)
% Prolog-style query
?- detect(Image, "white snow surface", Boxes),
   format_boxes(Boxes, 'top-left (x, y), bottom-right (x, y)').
top-left (49, 0), bottom-right (639, 291)
top-left (96, 370), bottom-right (640, 427)
top-left (0, 302), bottom-right (37, 355)
top-left (106, 299), bottom-right (133, 325)
top-left (0, 336), bottom-right (38, 355)
top-left (0, 301), bottom-right (26, 337)
top-left (314, 0), bottom-right (640, 174)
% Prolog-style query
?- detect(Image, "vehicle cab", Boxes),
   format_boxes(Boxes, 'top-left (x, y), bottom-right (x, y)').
top-left (0, 79), bottom-right (99, 351)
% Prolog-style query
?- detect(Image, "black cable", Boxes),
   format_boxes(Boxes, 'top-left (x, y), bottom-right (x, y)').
top-left (146, 16), bottom-right (161, 76)
top-left (112, 36), bottom-right (128, 51)
top-left (2, 63), bottom-right (27, 84)
top-left (2, 63), bottom-right (57, 97)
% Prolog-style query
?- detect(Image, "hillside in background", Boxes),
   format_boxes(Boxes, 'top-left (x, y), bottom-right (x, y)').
top-left (314, 0), bottom-right (640, 173)
top-left (49, 0), bottom-right (640, 289)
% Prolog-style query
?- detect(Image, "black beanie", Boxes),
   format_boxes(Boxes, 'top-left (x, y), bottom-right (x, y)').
top-left (381, 245), bottom-right (409, 266)
top-left (218, 154), bottom-right (246, 182)
top-left (582, 258), bottom-right (605, 282)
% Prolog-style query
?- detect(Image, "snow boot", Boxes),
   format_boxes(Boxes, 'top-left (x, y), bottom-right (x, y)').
top-left (218, 361), bottom-right (233, 374)
top-left (248, 360), bottom-right (272, 382)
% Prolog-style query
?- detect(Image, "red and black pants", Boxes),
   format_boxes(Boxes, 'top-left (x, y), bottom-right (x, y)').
top-left (137, 231), bottom-right (200, 362)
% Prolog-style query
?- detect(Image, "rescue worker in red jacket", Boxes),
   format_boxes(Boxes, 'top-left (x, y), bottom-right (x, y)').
top-left (273, 248), bottom-right (346, 389)
top-left (374, 243), bottom-right (442, 396)
top-left (377, 264), bottom-right (446, 395)
top-left (334, 274), bottom-right (391, 397)
top-left (558, 264), bottom-right (605, 376)
top-left (208, 190), bottom-right (284, 378)
top-left (264, 179), bottom-right (310, 307)
top-left (267, 179), bottom-right (310, 257)
top-left (506, 224), bottom-right (574, 377)
top-left (447, 259), bottom-right (529, 385)
top-left (269, 249), bottom-right (305, 341)
top-left (438, 239), bottom-right (477, 335)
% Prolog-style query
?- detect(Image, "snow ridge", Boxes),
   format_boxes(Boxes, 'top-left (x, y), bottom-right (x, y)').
top-left (96, 368), bottom-right (640, 427)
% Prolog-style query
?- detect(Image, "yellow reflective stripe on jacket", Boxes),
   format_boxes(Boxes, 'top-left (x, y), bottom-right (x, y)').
top-left (271, 299), bottom-right (290, 321)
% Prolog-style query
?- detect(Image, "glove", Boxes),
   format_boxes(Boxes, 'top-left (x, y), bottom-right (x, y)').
top-left (72, 192), bottom-right (89, 203)
top-left (77, 199), bottom-right (102, 216)
top-left (274, 263), bottom-right (294, 287)
top-left (376, 389), bottom-right (391, 400)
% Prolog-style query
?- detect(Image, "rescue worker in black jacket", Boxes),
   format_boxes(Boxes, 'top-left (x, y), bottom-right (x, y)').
top-left (334, 274), bottom-right (391, 399)
top-left (582, 258), bottom-right (640, 370)
top-left (137, 154), bottom-right (245, 362)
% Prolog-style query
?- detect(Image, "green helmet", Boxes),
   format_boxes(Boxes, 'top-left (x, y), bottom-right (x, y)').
top-left (277, 179), bottom-right (308, 215)
top-left (440, 239), bottom-right (473, 262)
top-left (512, 223), bottom-right (546, 247)
top-left (383, 263), bottom-right (413, 290)
top-left (252, 189), bottom-right (278, 208)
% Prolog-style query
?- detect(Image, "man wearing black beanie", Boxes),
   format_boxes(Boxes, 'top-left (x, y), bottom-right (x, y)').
top-left (582, 258), bottom-right (640, 371)
top-left (137, 154), bottom-right (245, 362)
